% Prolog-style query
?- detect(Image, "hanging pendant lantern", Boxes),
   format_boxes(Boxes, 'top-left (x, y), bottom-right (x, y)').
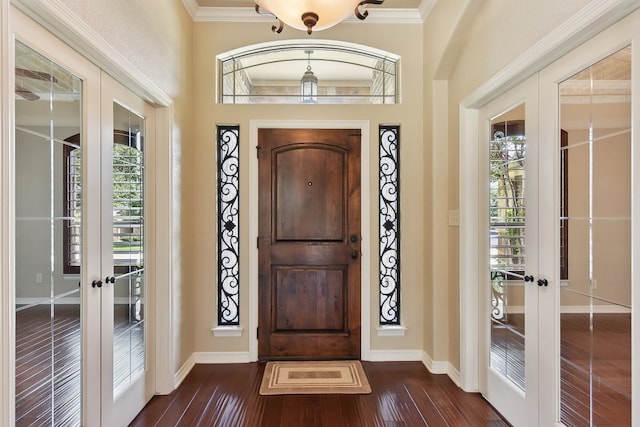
top-left (301, 50), bottom-right (318, 103)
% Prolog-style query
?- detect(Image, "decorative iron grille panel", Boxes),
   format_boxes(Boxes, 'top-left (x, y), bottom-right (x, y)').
top-left (379, 125), bottom-right (400, 325)
top-left (217, 125), bottom-right (240, 325)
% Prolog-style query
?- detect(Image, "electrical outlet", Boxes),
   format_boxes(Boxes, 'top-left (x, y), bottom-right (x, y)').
top-left (36, 273), bottom-right (43, 283)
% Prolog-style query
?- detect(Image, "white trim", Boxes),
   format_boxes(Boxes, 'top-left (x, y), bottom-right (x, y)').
top-left (418, 0), bottom-right (437, 21)
top-left (459, 0), bottom-right (640, 394)
top-left (174, 353), bottom-right (196, 389)
top-left (193, 6), bottom-right (422, 24)
top-left (376, 325), bottom-right (407, 337)
top-left (180, 0), bottom-right (199, 20)
top-left (0, 0), bottom-right (15, 424)
top-left (249, 120), bottom-right (371, 362)
top-left (447, 364), bottom-right (462, 387)
top-left (154, 105), bottom-right (176, 395)
top-left (560, 305), bottom-right (632, 314)
top-left (211, 326), bottom-right (244, 338)
top-left (421, 352), bottom-right (450, 375)
top-left (459, 105), bottom-right (480, 393)
top-left (504, 305), bottom-right (631, 314)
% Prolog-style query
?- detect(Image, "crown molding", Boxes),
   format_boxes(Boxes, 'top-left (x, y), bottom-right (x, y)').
top-left (419, 0), bottom-right (437, 21)
top-left (193, 6), bottom-right (423, 24)
top-left (181, 0), bottom-right (199, 20)
top-left (183, 0), bottom-right (433, 24)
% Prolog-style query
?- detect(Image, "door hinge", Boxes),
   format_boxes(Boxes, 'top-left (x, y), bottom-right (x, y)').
top-left (257, 236), bottom-right (259, 249)
top-left (256, 145), bottom-right (261, 157)
top-left (256, 327), bottom-right (259, 339)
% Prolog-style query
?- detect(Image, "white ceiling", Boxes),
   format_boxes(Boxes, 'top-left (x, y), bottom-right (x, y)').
top-left (193, 0), bottom-right (423, 9)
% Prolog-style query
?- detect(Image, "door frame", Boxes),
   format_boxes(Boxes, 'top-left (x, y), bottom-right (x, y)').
top-left (249, 120), bottom-right (371, 361)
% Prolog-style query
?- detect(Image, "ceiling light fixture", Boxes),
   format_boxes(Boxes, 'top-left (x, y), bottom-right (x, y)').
top-left (255, 0), bottom-right (384, 35)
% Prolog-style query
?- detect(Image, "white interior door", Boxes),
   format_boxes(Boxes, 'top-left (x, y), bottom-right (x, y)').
top-left (12, 9), bottom-right (154, 426)
top-left (13, 9), bottom-right (101, 425)
top-left (479, 75), bottom-right (540, 426)
top-left (99, 73), bottom-right (155, 427)
top-left (537, 14), bottom-right (639, 425)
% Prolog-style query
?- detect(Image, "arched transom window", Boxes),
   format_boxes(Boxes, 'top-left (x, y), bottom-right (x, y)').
top-left (217, 39), bottom-right (399, 104)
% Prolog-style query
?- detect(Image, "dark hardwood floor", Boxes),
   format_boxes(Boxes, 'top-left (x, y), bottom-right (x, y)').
top-left (130, 361), bottom-right (511, 427)
top-left (15, 303), bottom-right (142, 426)
top-left (15, 307), bottom-right (631, 426)
top-left (560, 313), bottom-right (631, 426)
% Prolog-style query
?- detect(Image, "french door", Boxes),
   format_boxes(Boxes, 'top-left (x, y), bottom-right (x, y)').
top-left (13, 9), bottom-right (154, 426)
top-left (479, 10), bottom-right (639, 426)
top-left (99, 73), bottom-right (155, 427)
top-left (479, 75), bottom-right (542, 426)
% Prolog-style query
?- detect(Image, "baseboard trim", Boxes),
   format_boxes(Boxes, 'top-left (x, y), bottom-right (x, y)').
top-left (560, 305), bottom-right (631, 313)
top-left (175, 350), bottom-right (462, 392)
top-left (506, 305), bottom-right (631, 314)
top-left (174, 353), bottom-right (195, 389)
top-left (15, 297), bottom-right (139, 306)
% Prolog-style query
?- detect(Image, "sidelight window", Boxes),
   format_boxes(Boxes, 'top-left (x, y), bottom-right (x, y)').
top-left (217, 125), bottom-right (240, 325)
top-left (379, 125), bottom-right (400, 325)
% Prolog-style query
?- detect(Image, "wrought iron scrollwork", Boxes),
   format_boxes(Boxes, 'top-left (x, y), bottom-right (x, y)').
top-left (217, 126), bottom-right (240, 325)
top-left (254, 4), bottom-right (284, 33)
top-left (355, 0), bottom-right (385, 20)
top-left (379, 125), bottom-right (400, 325)
top-left (491, 270), bottom-right (506, 321)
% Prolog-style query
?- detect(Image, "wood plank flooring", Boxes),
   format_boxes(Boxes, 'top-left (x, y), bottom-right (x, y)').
top-left (560, 313), bottom-right (631, 426)
top-left (130, 361), bottom-right (511, 427)
top-left (15, 303), bottom-right (142, 426)
top-left (15, 308), bottom-right (632, 426)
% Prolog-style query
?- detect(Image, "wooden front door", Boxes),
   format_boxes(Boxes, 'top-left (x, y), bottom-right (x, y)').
top-left (258, 128), bottom-right (361, 359)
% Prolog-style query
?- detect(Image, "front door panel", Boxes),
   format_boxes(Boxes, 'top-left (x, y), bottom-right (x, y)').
top-left (258, 128), bottom-right (361, 359)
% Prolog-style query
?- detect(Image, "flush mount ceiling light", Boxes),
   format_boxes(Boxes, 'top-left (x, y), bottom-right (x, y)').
top-left (255, 0), bottom-right (384, 34)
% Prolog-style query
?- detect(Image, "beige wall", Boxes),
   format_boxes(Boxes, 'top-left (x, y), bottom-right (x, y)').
top-left (57, 0), bottom-right (195, 370)
top-left (190, 21), bottom-right (425, 354)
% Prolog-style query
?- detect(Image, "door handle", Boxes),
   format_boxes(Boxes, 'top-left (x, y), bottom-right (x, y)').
top-left (523, 275), bottom-right (534, 282)
top-left (92, 280), bottom-right (103, 288)
top-left (105, 276), bottom-right (116, 284)
top-left (537, 278), bottom-right (548, 287)
top-left (351, 251), bottom-right (359, 259)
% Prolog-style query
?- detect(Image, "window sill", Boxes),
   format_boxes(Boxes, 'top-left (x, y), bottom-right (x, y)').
top-left (376, 325), bottom-right (407, 337)
top-left (211, 325), bottom-right (243, 338)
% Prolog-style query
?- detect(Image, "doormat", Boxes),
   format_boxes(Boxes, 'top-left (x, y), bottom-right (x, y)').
top-left (259, 360), bottom-right (372, 395)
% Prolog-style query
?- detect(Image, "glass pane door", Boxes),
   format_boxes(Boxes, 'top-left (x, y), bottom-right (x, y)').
top-left (489, 110), bottom-right (526, 390)
top-left (559, 46), bottom-right (632, 426)
top-left (111, 103), bottom-right (145, 397)
top-left (14, 40), bottom-right (83, 426)
top-left (100, 73), bottom-right (154, 426)
top-left (481, 76), bottom-right (539, 426)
